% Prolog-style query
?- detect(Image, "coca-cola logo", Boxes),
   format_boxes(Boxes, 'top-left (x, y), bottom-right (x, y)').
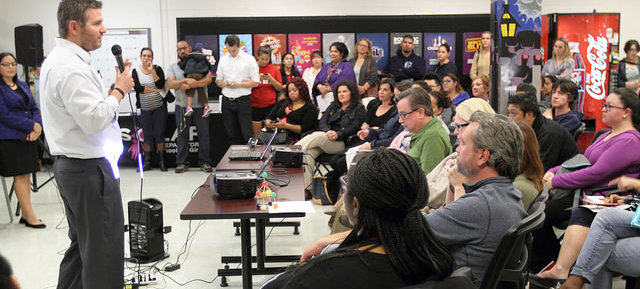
top-left (585, 34), bottom-right (608, 100)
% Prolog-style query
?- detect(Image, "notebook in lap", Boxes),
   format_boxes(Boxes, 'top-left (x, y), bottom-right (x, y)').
top-left (228, 128), bottom-right (277, 161)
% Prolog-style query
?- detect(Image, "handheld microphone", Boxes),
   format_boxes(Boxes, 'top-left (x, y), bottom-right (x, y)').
top-left (111, 44), bottom-right (125, 72)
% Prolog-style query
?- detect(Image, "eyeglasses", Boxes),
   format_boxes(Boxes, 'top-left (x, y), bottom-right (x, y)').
top-left (0, 62), bottom-right (17, 67)
top-left (455, 122), bottom-right (470, 130)
top-left (602, 103), bottom-right (625, 112)
top-left (357, 43), bottom-right (370, 48)
top-left (442, 79), bottom-right (454, 84)
top-left (399, 108), bottom-right (419, 120)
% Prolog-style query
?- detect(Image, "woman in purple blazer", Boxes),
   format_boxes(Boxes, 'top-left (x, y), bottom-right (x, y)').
top-left (0, 52), bottom-right (45, 228)
top-left (312, 42), bottom-right (357, 113)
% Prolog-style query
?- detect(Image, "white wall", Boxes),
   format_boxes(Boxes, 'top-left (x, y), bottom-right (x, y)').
top-left (1, 0), bottom-right (637, 72)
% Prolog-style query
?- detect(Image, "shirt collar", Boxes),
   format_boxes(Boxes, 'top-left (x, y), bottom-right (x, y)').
top-left (463, 176), bottom-right (511, 193)
top-left (56, 38), bottom-right (91, 65)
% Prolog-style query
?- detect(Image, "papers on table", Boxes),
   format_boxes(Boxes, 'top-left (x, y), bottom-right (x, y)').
top-left (268, 201), bottom-right (315, 214)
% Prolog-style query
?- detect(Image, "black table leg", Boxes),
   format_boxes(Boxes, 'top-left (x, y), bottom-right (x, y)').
top-left (255, 218), bottom-right (266, 271)
top-left (240, 218), bottom-right (252, 289)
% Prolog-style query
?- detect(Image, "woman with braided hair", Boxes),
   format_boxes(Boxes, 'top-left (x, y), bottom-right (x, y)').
top-left (262, 148), bottom-right (456, 288)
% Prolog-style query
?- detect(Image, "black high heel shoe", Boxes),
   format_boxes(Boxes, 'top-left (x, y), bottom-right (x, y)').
top-left (19, 217), bottom-right (46, 229)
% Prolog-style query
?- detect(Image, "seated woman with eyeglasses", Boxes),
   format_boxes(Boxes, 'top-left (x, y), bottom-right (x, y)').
top-left (442, 73), bottom-right (469, 109)
top-left (261, 148), bottom-right (456, 289)
top-left (0, 52), bottom-right (46, 229)
top-left (530, 88), bottom-right (640, 282)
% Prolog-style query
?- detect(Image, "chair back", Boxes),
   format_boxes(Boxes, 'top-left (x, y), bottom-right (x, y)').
top-left (573, 122), bottom-right (586, 141)
top-left (532, 185), bottom-right (549, 208)
top-left (398, 266), bottom-right (478, 289)
top-left (479, 201), bottom-right (546, 289)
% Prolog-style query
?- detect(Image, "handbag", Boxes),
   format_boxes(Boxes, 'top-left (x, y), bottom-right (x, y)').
top-left (312, 176), bottom-right (334, 205)
top-left (164, 89), bottom-right (175, 103)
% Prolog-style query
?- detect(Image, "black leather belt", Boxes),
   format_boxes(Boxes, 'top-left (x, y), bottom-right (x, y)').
top-left (224, 94), bottom-right (250, 102)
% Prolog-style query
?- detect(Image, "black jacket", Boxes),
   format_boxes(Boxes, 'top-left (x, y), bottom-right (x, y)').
top-left (178, 52), bottom-right (212, 76)
top-left (319, 102), bottom-right (366, 141)
top-left (532, 116), bottom-right (580, 171)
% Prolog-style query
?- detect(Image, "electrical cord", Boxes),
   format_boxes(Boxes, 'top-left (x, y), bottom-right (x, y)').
top-left (265, 171), bottom-right (290, 187)
top-left (125, 89), bottom-right (148, 288)
top-left (162, 219), bottom-right (205, 271)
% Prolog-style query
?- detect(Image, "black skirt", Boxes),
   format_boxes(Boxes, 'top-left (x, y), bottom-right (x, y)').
top-left (0, 139), bottom-right (39, 177)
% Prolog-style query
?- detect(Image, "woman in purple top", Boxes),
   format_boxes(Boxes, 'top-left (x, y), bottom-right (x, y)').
top-left (312, 42), bottom-right (356, 113)
top-left (530, 87), bottom-right (640, 286)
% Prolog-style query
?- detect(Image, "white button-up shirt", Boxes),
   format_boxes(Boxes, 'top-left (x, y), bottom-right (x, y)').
top-left (216, 50), bottom-right (259, 98)
top-left (40, 38), bottom-right (123, 173)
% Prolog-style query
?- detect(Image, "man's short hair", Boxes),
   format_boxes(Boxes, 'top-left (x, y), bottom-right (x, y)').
top-left (516, 83), bottom-right (537, 96)
top-left (412, 80), bottom-right (431, 92)
top-left (395, 80), bottom-right (413, 92)
top-left (553, 79), bottom-right (579, 109)
top-left (397, 87), bottom-right (434, 117)
top-left (57, 0), bottom-right (102, 38)
top-left (423, 72), bottom-right (442, 86)
top-left (378, 73), bottom-right (395, 82)
top-left (403, 35), bottom-right (415, 42)
top-left (469, 111), bottom-right (523, 180)
top-left (508, 92), bottom-right (541, 118)
top-left (225, 35), bottom-right (240, 47)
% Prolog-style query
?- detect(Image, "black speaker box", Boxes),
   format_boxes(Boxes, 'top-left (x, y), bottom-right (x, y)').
top-left (128, 198), bottom-right (164, 263)
top-left (14, 24), bottom-right (44, 67)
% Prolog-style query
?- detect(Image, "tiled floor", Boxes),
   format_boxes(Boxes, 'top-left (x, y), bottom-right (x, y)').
top-left (0, 166), bottom-right (331, 289)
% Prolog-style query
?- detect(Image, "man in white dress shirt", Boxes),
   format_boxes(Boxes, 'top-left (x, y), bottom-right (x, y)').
top-left (40, 0), bottom-right (134, 288)
top-left (215, 35), bottom-right (260, 145)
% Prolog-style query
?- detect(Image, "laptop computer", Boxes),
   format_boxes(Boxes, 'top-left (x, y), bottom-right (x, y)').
top-left (228, 128), bottom-right (277, 161)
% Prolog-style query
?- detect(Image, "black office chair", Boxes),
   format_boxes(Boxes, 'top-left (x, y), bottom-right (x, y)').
top-left (479, 201), bottom-right (546, 289)
top-left (573, 122), bottom-right (586, 142)
top-left (626, 277), bottom-right (640, 289)
top-left (313, 153), bottom-right (334, 176)
top-left (533, 185), bottom-right (549, 206)
top-left (398, 266), bottom-right (478, 289)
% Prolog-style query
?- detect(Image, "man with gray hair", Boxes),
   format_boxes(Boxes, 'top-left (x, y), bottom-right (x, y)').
top-left (395, 87), bottom-right (451, 173)
top-left (300, 111), bottom-right (528, 285)
top-left (425, 111), bottom-right (528, 284)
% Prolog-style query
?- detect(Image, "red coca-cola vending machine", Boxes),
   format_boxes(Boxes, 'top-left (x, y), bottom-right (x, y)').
top-left (542, 13), bottom-right (620, 151)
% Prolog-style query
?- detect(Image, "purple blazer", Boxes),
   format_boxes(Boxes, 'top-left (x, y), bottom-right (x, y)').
top-left (0, 81), bottom-right (41, 140)
top-left (311, 61), bottom-right (357, 102)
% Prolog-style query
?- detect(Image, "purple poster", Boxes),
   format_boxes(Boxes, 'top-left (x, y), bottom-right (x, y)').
top-left (185, 35), bottom-right (219, 74)
top-left (288, 33), bottom-right (321, 73)
top-left (357, 33), bottom-right (389, 73)
top-left (463, 32), bottom-right (483, 75)
top-left (423, 33), bottom-right (456, 73)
